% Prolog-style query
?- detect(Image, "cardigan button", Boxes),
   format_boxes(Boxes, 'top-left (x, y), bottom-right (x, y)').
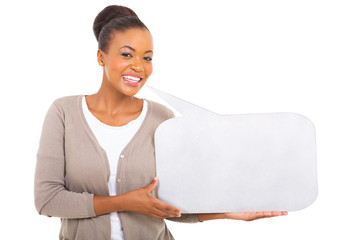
top-left (117, 178), bottom-right (121, 183)
top-left (120, 154), bottom-right (125, 159)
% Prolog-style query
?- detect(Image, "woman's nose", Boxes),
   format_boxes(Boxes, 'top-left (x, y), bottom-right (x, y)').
top-left (130, 57), bottom-right (144, 72)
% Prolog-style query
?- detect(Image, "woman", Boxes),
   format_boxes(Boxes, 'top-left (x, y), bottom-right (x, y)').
top-left (34, 5), bottom-right (287, 240)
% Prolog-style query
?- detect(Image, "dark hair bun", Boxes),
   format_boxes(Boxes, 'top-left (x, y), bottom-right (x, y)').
top-left (93, 5), bottom-right (138, 41)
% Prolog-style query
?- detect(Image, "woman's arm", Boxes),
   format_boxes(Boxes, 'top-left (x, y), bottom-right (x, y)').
top-left (93, 177), bottom-right (181, 219)
top-left (35, 101), bottom-right (96, 219)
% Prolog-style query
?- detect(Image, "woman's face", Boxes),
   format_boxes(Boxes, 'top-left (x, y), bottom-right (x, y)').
top-left (99, 28), bottom-right (153, 97)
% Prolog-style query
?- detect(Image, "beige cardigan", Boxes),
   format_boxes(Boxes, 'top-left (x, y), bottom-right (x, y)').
top-left (34, 95), bottom-right (199, 240)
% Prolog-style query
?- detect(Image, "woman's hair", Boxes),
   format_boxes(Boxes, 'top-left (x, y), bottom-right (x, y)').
top-left (93, 5), bottom-right (149, 53)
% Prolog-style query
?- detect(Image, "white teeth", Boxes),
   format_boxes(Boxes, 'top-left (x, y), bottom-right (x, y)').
top-left (123, 75), bottom-right (141, 82)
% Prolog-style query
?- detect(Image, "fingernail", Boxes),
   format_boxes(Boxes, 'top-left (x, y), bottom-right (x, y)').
top-left (154, 177), bottom-right (158, 181)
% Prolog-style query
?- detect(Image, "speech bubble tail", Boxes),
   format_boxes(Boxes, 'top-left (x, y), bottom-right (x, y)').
top-left (147, 86), bottom-right (218, 118)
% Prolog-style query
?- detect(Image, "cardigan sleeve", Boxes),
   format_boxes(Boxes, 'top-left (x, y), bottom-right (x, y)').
top-left (34, 100), bottom-right (96, 219)
top-left (166, 214), bottom-right (200, 223)
top-left (162, 107), bottom-right (201, 224)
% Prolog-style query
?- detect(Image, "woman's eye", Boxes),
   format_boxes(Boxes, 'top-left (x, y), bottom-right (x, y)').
top-left (144, 56), bottom-right (152, 61)
top-left (121, 53), bottom-right (132, 57)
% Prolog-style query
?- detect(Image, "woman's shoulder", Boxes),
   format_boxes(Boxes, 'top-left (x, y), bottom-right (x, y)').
top-left (52, 95), bottom-right (83, 106)
top-left (45, 95), bottom-right (83, 115)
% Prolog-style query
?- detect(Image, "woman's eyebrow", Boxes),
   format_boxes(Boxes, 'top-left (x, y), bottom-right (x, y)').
top-left (120, 45), bottom-right (136, 51)
top-left (120, 45), bottom-right (153, 54)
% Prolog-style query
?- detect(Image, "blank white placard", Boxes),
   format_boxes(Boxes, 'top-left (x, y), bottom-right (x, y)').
top-left (150, 86), bottom-right (317, 213)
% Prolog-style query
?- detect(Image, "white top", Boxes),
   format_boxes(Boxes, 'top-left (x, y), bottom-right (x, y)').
top-left (82, 96), bottom-right (148, 240)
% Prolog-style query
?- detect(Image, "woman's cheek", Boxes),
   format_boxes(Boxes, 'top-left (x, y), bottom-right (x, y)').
top-left (145, 64), bottom-right (153, 77)
top-left (113, 60), bottom-right (130, 71)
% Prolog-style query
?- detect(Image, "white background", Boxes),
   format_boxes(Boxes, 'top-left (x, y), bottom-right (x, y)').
top-left (1, 0), bottom-right (359, 239)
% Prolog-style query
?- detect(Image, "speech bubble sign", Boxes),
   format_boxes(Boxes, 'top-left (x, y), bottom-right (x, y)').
top-left (149, 86), bottom-right (317, 213)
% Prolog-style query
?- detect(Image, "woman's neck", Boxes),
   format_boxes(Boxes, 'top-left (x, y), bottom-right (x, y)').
top-left (90, 78), bottom-right (141, 114)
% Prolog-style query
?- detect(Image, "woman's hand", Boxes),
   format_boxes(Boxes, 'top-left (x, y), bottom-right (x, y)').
top-left (197, 211), bottom-right (288, 222)
top-left (224, 211), bottom-right (288, 221)
top-left (122, 177), bottom-right (182, 219)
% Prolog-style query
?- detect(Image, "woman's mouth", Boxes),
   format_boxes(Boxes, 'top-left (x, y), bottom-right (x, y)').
top-left (122, 74), bottom-right (143, 87)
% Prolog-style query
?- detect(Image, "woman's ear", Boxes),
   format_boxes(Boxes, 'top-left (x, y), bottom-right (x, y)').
top-left (97, 49), bottom-right (105, 66)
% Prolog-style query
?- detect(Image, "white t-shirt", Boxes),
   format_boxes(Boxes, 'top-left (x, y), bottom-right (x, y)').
top-left (82, 96), bottom-right (148, 240)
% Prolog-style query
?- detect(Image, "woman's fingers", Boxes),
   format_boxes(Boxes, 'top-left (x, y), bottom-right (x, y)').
top-left (263, 211), bottom-right (288, 217)
top-left (142, 177), bottom-right (182, 218)
top-left (156, 199), bottom-right (181, 213)
top-left (225, 211), bottom-right (288, 221)
top-left (250, 211), bottom-right (283, 220)
top-left (123, 177), bottom-right (183, 219)
top-left (150, 206), bottom-right (180, 219)
top-left (152, 198), bottom-right (181, 216)
top-left (144, 177), bottom-right (159, 192)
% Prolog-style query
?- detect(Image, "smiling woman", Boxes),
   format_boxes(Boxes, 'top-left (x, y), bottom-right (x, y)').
top-left (99, 29), bottom-right (153, 93)
top-left (34, 4), bottom-right (286, 240)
